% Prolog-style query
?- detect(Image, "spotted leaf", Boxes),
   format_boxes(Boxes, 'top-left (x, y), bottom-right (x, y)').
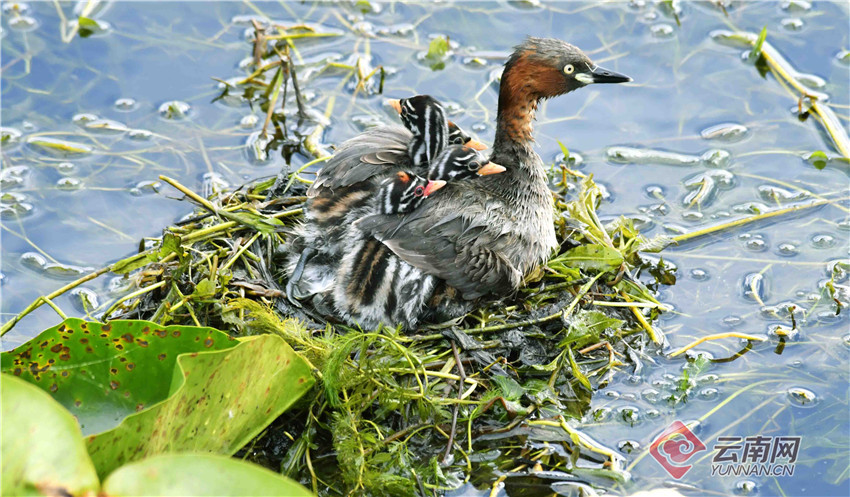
top-left (1, 318), bottom-right (235, 435)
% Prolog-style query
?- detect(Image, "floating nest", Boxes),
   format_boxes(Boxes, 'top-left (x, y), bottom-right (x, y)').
top-left (96, 159), bottom-right (674, 495)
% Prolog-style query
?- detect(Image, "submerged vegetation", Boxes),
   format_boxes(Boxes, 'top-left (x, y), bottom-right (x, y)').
top-left (2, 1), bottom-right (849, 496)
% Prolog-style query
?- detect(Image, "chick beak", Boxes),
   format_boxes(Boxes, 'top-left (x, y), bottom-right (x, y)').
top-left (463, 139), bottom-right (488, 151)
top-left (387, 99), bottom-right (402, 114)
top-left (423, 179), bottom-right (447, 197)
top-left (476, 161), bottom-right (507, 176)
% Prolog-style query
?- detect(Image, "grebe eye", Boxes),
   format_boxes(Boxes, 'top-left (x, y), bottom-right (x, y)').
top-left (414, 185), bottom-right (425, 197)
top-left (564, 64), bottom-right (574, 74)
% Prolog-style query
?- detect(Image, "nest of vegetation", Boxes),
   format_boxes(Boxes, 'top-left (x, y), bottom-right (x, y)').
top-left (98, 26), bottom-right (674, 496)
top-left (101, 160), bottom-right (673, 495)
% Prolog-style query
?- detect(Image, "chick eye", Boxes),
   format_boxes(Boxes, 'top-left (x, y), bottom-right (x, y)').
top-left (414, 185), bottom-right (425, 197)
top-left (467, 162), bottom-right (479, 171)
top-left (563, 64), bottom-right (574, 75)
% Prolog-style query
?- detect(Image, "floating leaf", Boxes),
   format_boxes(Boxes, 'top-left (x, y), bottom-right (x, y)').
top-left (85, 331), bottom-right (313, 478)
top-left (102, 454), bottom-right (312, 496)
top-left (807, 150), bottom-right (828, 170)
top-left (1, 374), bottom-right (100, 497)
top-left (77, 16), bottom-right (98, 37)
top-left (1, 319), bottom-right (315, 478)
top-left (1, 319), bottom-right (237, 435)
top-left (424, 36), bottom-right (450, 71)
top-left (647, 256), bottom-right (678, 286)
top-left (559, 244), bottom-right (624, 272)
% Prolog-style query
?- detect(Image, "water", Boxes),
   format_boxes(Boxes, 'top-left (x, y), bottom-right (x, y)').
top-left (2, 1), bottom-right (848, 496)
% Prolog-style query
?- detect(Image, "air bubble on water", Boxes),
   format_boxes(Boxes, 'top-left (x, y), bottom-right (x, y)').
top-left (158, 101), bottom-right (192, 120)
top-left (698, 388), bottom-right (718, 401)
top-left (9, 15), bottom-right (38, 31)
top-left (781, 18), bottom-right (804, 31)
top-left (56, 178), bottom-right (82, 190)
top-left (787, 387), bottom-right (817, 407)
top-left (618, 440), bottom-right (641, 454)
top-left (128, 129), bottom-right (153, 141)
top-left (776, 243), bottom-right (798, 256)
top-left (0, 127), bottom-right (22, 146)
top-left (700, 123), bottom-right (748, 142)
top-left (722, 315), bottom-right (743, 327)
top-left (56, 162), bottom-right (76, 175)
top-left (811, 233), bottom-right (836, 248)
top-left (682, 210), bottom-right (703, 222)
top-left (240, 114), bottom-right (259, 129)
top-left (114, 98), bottom-right (138, 111)
top-left (781, 0), bottom-right (812, 12)
top-left (742, 272), bottom-right (768, 302)
top-left (745, 238), bottom-right (768, 252)
top-left (650, 23), bottom-right (675, 38)
top-left (735, 480), bottom-right (758, 496)
top-left (72, 113), bottom-right (99, 125)
top-left (21, 252), bottom-right (47, 270)
top-left (690, 268), bottom-right (709, 281)
top-left (70, 287), bottom-right (100, 313)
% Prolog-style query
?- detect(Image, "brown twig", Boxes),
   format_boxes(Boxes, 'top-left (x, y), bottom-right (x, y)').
top-left (443, 340), bottom-right (468, 464)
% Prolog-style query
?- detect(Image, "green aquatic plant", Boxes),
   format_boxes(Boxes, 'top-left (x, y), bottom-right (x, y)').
top-left (2, 370), bottom-right (311, 496)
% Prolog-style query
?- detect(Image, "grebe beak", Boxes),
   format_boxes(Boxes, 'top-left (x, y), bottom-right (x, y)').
top-left (463, 139), bottom-right (488, 151)
top-left (423, 179), bottom-right (447, 197)
top-left (577, 64), bottom-right (631, 85)
top-left (476, 162), bottom-right (506, 176)
top-left (387, 99), bottom-right (403, 114)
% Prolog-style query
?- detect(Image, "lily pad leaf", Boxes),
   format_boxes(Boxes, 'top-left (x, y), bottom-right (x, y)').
top-left (103, 453), bottom-right (312, 496)
top-left (559, 244), bottom-right (624, 271)
top-left (1, 319), bottom-right (315, 479)
top-left (1, 374), bottom-right (100, 497)
top-left (85, 331), bottom-right (314, 478)
top-left (1, 319), bottom-right (237, 435)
